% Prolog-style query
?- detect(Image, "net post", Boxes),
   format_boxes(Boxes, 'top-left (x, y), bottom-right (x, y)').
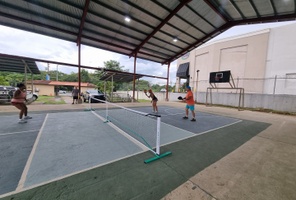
top-left (156, 116), bottom-right (161, 155)
top-left (84, 96), bottom-right (94, 111)
top-left (105, 100), bottom-right (109, 122)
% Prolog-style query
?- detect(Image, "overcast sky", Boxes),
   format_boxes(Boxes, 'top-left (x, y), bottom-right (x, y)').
top-left (0, 21), bottom-right (295, 85)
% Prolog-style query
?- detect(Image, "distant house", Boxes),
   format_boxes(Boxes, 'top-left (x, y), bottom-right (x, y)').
top-left (26, 80), bottom-right (96, 96)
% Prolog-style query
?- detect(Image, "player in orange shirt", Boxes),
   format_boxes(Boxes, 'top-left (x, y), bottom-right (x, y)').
top-left (183, 86), bottom-right (196, 121)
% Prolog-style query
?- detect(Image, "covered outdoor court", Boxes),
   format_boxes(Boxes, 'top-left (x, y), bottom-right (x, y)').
top-left (0, 103), bottom-right (272, 199)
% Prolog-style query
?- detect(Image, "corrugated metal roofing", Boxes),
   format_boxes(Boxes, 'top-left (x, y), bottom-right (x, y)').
top-left (99, 71), bottom-right (144, 83)
top-left (0, 56), bottom-right (40, 74)
top-left (27, 80), bottom-right (96, 87)
top-left (0, 0), bottom-right (295, 65)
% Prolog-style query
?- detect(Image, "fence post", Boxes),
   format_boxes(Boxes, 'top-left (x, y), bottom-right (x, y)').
top-left (273, 75), bottom-right (277, 95)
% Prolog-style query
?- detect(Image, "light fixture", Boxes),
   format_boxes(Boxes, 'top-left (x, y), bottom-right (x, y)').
top-left (125, 16), bottom-right (131, 22)
top-left (173, 38), bottom-right (178, 42)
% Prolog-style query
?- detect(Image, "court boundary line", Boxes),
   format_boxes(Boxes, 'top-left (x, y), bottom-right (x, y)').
top-left (16, 114), bottom-right (49, 191)
top-left (0, 129), bottom-right (40, 136)
top-left (91, 110), bottom-right (149, 152)
top-left (0, 111), bottom-right (243, 199)
top-left (0, 150), bottom-right (147, 199)
top-left (160, 120), bottom-right (243, 147)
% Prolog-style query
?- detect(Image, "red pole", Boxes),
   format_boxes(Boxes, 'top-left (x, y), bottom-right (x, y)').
top-left (132, 53), bottom-right (137, 102)
top-left (166, 62), bottom-right (170, 101)
top-left (78, 42), bottom-right (81, 97)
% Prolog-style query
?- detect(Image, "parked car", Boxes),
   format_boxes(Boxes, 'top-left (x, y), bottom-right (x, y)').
top-left (58, 90), bottom-right (67, 94)
top-left (82, 90), bottom-right (106, 103)
top-left (0, 85), bottom-right (38, 103)
top-left (26, 90), bottom-right (39, 102)
top-left (0, 86), bottom-right (16, 103)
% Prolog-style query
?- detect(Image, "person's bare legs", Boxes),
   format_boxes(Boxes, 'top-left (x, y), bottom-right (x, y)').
top-left (13, 104), bottom-right (24, 119)
top-left (23, 104), bottom-right (28, 117)
top-left (153, 101), bottom-right (158, 112)
top-left (185, 108), bottom-right (189, 117)
top-left (191, 110), bottom-right (195, 118)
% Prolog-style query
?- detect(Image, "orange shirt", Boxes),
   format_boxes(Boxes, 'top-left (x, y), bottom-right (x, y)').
top-left (185, 90), bottom-right (194, 105)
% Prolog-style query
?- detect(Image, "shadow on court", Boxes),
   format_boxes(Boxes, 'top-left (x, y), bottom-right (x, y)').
top-left (0, 106), bottom-right (270, 200)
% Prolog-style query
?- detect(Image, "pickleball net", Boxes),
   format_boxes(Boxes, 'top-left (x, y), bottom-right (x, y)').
top-left (88, 96), bottom-right (171, 163)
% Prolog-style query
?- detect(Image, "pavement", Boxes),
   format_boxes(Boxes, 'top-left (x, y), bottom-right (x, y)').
top-left (0, 97), bottom-right (295, 200)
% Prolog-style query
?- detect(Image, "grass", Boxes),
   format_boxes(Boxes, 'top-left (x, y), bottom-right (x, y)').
top-left (36, 96), bottom-right (66, 104)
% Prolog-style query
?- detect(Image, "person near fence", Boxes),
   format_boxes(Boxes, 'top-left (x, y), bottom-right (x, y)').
top-left (145, 89), bottom-right (158, 113)
top-left (72, 86), bottom-right (79, 104)
top-left (11, 83), bottom-right (32, 124)
top-left (183, 86), bottom-right (196, 121)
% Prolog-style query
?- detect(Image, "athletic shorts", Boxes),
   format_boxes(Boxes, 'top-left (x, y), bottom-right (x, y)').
top-left (186, 104), bottom-right (195, 111)
top-left (73, 96), bottom-right (78, 100)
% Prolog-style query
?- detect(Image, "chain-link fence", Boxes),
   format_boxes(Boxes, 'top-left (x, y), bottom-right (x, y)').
top-left (176, 76), bottom-right (296, 95)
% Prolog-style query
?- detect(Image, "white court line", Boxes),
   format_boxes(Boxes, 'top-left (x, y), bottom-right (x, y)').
top-left (91, 111), bottom-right (149, 152)
top-left (160, 120), bottom-right (243, 147)
top-left (16, 114), bottom-right (49, 192)
top-left (161, 112), bottom-right (184, 117)
top-left (0, 150), bottom-right (145, 199)
top-left (0, 130), bottom-right (40, 136)
top-left (163, 107), bottom-right (184, 116)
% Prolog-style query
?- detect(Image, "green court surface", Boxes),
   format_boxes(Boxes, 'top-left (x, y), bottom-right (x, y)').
top-left (0, 119), bottom-right (270, 200)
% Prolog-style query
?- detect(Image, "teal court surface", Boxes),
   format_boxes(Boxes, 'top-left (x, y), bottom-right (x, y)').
top-left (0, 105), bottom-right (270, 200)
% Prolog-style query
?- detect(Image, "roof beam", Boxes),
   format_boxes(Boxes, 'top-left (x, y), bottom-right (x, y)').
top-left (204, 0), bottom-right (232, 22)
top-left (249, 0), bottom-right (260, 18)
top-left (76, 0), bottom-right (90, 46)
top-left (0, 53), bottom-right (167, 80)
top-left (164, 22), bottom-right (233, 64)
top-left (88, 1), bottom-right (186, 49)
top-left (0, 11), bottom-right (77, 36)
top-left (229, 0), bottom-right (246, 19)
top-left (129, 0), bottom-right (192, 57)
top-left (270, 0), bottom-right (277, 16)
top-left (150, 0), bottom-right (203, 38)
top-left (185, 4), bottom-right (217, 29)
top-left (164, 12), bottom-right (296, 64)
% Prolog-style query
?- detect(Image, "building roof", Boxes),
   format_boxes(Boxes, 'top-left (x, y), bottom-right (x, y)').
top-left (0, 0), bottom-right (295, 65)
top-left (0, 56), bottom-right (40, 74)
top-left (99, 71), bottom-right (144, 82)
top-left (28, 80), bottom-right (96, 87)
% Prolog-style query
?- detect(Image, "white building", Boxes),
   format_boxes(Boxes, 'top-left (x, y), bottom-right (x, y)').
top-left (176, 22), bottom-right (296, 95)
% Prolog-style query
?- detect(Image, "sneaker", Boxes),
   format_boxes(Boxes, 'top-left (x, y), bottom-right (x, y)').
top-left (24, 116), bottom-right (32, 119)
top-left (191, 118), bottom-right (196, 122)
top-left (19, 119), bottom-right (27, 124)
top-left (183, 116), bottom-right (188, 119)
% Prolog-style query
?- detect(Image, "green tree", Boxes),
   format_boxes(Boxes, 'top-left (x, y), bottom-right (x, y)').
top-left (0, 75), bottom-right (10, 85)
top-left (63, 72), bottom-right (78, 82)
top-left (104, 60), bottom-right (125, 71)
top-left (1, 72), bottom-right (24, 86)
top-left (81, 69), bottom-right (91, 83)
top-left (95, 60), bottom-right (129, 94)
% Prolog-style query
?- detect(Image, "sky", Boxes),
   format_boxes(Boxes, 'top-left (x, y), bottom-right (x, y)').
top-left (0, 21), bottom-right (295, 85)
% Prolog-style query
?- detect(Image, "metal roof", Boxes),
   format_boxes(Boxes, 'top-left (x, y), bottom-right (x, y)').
top-left (0, 56), bottom-right (40, 74)
top-left (99, 71), bottom-right (144, 82)
top-left (0, 0), bottom-right (295, 65)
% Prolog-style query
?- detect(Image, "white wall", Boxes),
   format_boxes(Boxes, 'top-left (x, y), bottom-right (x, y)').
top-left (177, 23), bottom-right (296, 95)
top-left (177, 30), bottom-right (270, 93)
top-left (265, 23), bottom-right (296, 95)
